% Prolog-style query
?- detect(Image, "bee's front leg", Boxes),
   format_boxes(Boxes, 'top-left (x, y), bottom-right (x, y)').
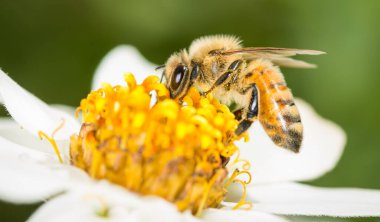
top-left (235, 83), bottom-right (259, 136)
top-left (203, 60), bottom-right (243, 96)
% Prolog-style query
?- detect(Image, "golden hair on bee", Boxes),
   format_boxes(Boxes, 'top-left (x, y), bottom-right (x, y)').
top-left (163, 35), bottom-right (324, 152)
top-left (188, 35), bottom-right (242, 59)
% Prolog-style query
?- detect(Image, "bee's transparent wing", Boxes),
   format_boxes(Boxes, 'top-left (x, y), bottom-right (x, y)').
top-left (222, 47), bottom-right (325, 69)
top-left (270, 57), bottom-right (317, 68)
top-left (222, 47), bottom-right (325, 56)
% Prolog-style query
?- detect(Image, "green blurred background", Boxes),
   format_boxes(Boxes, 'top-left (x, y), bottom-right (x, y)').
top-left (1, 0), bottom-right (379, 221)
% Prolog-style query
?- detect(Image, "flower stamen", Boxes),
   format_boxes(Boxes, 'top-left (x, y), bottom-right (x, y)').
top-left (231, 179), bottom-right (253, 210)
top-left (196, 173), bottom-right (219, 217)
top-left (52, 119), bottom-right (65, 138)
top-left (228, 149), bottom-right (251, 171)
top-left (224, 168), bottom-right (252, 210)
top-left (38, 119), bottom-right (65, 164)
top-left (224, 168), bottom-right (252, 188)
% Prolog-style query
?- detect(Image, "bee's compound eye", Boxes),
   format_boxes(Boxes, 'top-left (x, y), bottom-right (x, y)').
top-left (170, 65), bottom-right (188, 91)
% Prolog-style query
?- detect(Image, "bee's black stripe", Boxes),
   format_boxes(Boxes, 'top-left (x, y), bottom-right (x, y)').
top-left (282, 112), bottom-right (301, 123)
top-left (272, 134), bottom-right (283, 143)
top-left (262, 122), bottom-right (276, 130)
top-left (269, 81), bottom-right (286, 89)
top-left (285, 138), bottom-right (302, 153)
top-left (288, 127), bottom-right (302, 140)
top-left (276, 99), bottom-right (295, 106)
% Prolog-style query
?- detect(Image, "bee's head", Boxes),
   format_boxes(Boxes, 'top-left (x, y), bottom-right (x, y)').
top-left (162, 51), bottom-right (192, 99)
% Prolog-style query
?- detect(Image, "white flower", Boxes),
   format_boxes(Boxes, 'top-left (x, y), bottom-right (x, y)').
top-left (0, 46), bottom-right (380, 222)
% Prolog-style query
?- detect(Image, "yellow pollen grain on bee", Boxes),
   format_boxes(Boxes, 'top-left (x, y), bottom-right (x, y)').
top-left (70, 74), bottom-right (251, 215)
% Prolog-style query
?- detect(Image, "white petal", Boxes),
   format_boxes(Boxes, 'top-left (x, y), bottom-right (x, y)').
top-left (92, 45), bottom-right (159, 90)
top-left (0, 136), bottom-right (69, 203)
top-left (129, 197), bottom-right (199, 222)
top-left (30, 181), bottom-right (198, 222)
top-left (28, 189), bottom-right (135, 222)
top-left (202, 208), bottom-right (291, 222)
top-left (0, 70), bottom-right (80, 140)
top-left (28, 191), bottom-right (133, 222)
top-left (249, 182), bottom-right (380, 217)
top-left (236, 99), bottom-right (346, 184)
top-left (0, 117), bottom-right (69, 156)
top-left (51, 104), bottom-right (77, 117)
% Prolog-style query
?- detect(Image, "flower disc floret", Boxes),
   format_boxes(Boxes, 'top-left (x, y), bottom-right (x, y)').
top-left (70, 74), bottom-right (246, 214)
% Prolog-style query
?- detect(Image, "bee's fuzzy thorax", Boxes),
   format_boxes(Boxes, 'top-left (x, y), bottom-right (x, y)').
top-left (189, 35), bottom-right (242, 59)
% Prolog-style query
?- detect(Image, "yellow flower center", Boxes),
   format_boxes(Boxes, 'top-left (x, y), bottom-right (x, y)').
top-left (70, 74), bottom-right (251, 215)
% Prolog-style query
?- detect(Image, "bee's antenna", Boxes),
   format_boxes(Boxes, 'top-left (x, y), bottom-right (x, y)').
top-left (155, 64), bottom-right (165, 71)
top-left (156, 65), bottom-right (166, 83)
top-left (160, 71), bottom-right (165, 83)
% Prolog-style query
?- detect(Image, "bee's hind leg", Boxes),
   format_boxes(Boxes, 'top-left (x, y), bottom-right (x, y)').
top-left (235, 83), bottom-right (259, 136)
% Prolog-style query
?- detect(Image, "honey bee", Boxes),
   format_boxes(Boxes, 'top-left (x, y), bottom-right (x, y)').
top-left (161, 35), bottom-right (324, 153)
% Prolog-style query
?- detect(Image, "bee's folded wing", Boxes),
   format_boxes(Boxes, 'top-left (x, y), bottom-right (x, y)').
top-left (222, 47), bottom-right (325, 69)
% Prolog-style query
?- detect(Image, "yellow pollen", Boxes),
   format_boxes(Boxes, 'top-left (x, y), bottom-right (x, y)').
top-left (70, 74), bottom-right (251, 214)
top-left (38, 119), bottom-right (65, 164)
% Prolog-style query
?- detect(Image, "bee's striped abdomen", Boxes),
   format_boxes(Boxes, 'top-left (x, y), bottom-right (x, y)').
top-left (249, 61), bottom-right (303, 152)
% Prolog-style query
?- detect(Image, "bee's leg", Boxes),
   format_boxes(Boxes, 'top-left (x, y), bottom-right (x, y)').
top-left (189, 63), bottom-right (200, 86)
top-left (235, 83), bottom-right (259, 136)
top-left (178, 63), bottom-right (201, 101)
top-left (233, 108), bottom-right (244, 121)
top-left (203, 71), bottom-right (232, 95)
top-left (203, 60), bottom-right (243, 95)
